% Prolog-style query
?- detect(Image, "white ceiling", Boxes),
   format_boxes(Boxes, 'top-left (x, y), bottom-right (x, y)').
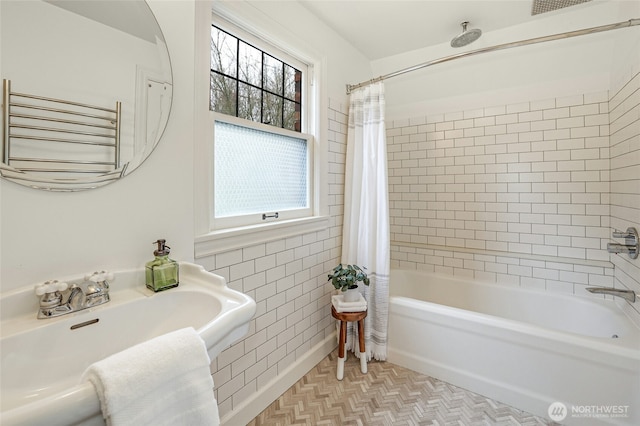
top-left (297, 0), bottom-right (598, 60)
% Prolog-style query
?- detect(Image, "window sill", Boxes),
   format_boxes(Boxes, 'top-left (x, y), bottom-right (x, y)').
top-left (195, 216), bottom-right (329, 258)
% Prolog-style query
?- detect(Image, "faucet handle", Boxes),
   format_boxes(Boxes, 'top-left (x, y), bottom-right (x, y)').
top-left (612, 229), bottom-right (631, 239)
top-left (85, 270), bottom-right (114, 282)
top-left (35, 280), bottom-right (68, 296)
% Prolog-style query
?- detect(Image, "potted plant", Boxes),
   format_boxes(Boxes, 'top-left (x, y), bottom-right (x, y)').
top-left (327, 264), bottom-right (370, 302)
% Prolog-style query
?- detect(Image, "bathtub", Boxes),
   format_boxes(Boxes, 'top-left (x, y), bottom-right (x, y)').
top-left (387, 269), bottom-right (640, 426)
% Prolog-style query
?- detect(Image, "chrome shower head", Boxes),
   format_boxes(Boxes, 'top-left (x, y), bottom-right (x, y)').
top-left (450, 21), bottom-right (482, 48)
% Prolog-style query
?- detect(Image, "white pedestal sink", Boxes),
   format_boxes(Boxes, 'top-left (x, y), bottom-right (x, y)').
top-left (0, 262), bottom-right (256, 425)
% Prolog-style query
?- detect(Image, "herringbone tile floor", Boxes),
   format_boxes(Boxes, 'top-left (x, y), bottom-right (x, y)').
top-left (249, 350), bottom-right (552, 426)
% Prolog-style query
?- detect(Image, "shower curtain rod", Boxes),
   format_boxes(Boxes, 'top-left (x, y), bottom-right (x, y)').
top-left (346, 18), bottom-right (640, 94)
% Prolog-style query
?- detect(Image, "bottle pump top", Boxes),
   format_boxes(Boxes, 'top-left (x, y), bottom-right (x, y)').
top-left (153, 239), bottom-right (171, 256)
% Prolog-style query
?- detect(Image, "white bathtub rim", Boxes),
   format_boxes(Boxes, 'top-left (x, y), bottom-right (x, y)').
top-left (390, 270), bottom-right (640, 340)
top-left (392, 269), bottom-right (634, 307)
top-left (392, 270), bottom-right (635, 312)
top-left (390, 296), bottom-right (640, 368)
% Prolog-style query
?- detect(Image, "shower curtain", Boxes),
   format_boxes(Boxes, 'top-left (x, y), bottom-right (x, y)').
top-left (341, 81), bottom-right (390, 361)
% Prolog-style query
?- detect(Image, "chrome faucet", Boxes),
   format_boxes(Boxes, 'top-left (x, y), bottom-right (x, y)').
top-left (35, 271), bottom-right (113, 319)
top-left (607, 227), bottom-right (639, 259)
top-left (586, 287), bottom-right (636, 303)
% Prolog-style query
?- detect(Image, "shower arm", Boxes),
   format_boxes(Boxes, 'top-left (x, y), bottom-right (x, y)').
top-left (346, 18), bottom-right (640, 94)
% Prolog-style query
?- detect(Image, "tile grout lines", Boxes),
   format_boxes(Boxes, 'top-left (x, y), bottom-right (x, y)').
top-left (248, 350), bottom-right (554, 426)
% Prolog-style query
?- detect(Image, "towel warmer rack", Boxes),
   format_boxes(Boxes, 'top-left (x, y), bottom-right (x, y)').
top-left (2, 79), bottom-right (121, 179)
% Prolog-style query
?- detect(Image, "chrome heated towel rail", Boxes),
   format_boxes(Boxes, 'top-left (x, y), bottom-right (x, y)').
top-left (2, 79), bottom-right (121, 177)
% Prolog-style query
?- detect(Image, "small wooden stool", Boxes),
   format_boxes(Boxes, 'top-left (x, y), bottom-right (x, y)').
top-left (331, 305), bottom-right (367, 380)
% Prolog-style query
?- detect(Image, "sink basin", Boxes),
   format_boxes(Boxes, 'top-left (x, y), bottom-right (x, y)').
top-left (0, 262), bottom-right (256, 425)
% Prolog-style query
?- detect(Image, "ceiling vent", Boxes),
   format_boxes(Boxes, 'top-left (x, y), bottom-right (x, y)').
top-left (531, 0), bottom-right (592, 16)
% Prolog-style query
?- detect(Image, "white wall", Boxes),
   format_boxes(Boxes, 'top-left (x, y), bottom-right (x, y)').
top-left (1, 0), bottom-right (164, 162)
top-left (0, 0), bottom-right (369, 291)
top-left (374, 1), bottom-right (637, 119)
top-left (609, 9), bottom-right (640, 322)
top-left (0, 0), bottom-right (369, 423)
top-left (0, 0), bottom-right (196, 292)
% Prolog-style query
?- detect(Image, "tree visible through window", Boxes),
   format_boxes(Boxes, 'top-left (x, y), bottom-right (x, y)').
top-left (210, 25), bottom-right (302, 132)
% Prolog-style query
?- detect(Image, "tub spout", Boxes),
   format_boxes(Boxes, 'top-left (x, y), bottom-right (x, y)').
top-left (586, 287), bottom-right (636, 303)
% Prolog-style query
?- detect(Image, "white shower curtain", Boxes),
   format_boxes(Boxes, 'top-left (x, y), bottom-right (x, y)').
top-left (341, 81), bottom-right (390, 361)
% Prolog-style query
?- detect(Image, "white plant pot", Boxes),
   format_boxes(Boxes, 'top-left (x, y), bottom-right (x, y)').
top-left (343, 287), bottom-right (360, 302)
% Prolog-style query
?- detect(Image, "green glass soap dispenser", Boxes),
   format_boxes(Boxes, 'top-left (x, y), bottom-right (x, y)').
top-left (146, 239), bottom-right (179, 292)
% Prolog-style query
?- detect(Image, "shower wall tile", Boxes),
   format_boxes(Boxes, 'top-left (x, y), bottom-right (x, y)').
top-left (609, 70), bottom-right (640, 322)
top-left (391, 244), bottom-right (615, 293)
top-left (388, 89), bottom-right (615, 294)
top-left (198, 101), bottom-right (348, 418)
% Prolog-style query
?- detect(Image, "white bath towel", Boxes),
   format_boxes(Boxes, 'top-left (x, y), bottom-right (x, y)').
top-left (332, 294), bottom-right (367, 312)
top-left (81, 327), bottom-right (220, 426)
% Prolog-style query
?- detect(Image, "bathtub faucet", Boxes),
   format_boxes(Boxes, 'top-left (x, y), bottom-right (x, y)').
top-left (586, 287), bottom-right (636, 303)
top-left (607, 227), bottom-right (639, 259)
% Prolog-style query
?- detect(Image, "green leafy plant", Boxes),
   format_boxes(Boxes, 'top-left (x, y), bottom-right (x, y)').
top-left (327, 264), bottom-right (370, 292)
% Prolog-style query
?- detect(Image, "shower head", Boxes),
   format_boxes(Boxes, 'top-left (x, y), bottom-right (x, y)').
top-left (450, 21), bottom-right (482, 48)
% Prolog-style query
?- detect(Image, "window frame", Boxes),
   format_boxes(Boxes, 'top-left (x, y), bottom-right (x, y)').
top-left (194, 6), bottom-right (329, 258)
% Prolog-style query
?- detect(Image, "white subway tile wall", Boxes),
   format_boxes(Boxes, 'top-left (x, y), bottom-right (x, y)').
top-left (198, 99), bottom-right (349, 418)
top-left (610, 69), bottom-right (640, 320)
top-left (388, 76), bottom-right (638, 301)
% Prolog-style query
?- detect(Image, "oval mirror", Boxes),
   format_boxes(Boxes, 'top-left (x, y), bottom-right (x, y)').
top-left (0, 0), bottom-right (172, 191)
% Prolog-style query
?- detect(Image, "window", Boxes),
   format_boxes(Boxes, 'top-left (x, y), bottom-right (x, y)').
top-left (212, 116), bottom-right (312, 229)
top-left (208, 21), bottom-right (315, 231)
top-left (195, 6), bottom-right (328, 255)
top-left (210, 25), bottom-right (302, 132)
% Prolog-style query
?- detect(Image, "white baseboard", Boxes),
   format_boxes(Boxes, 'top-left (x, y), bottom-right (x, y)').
top-left (220, 332), bottom-right (337, 426)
